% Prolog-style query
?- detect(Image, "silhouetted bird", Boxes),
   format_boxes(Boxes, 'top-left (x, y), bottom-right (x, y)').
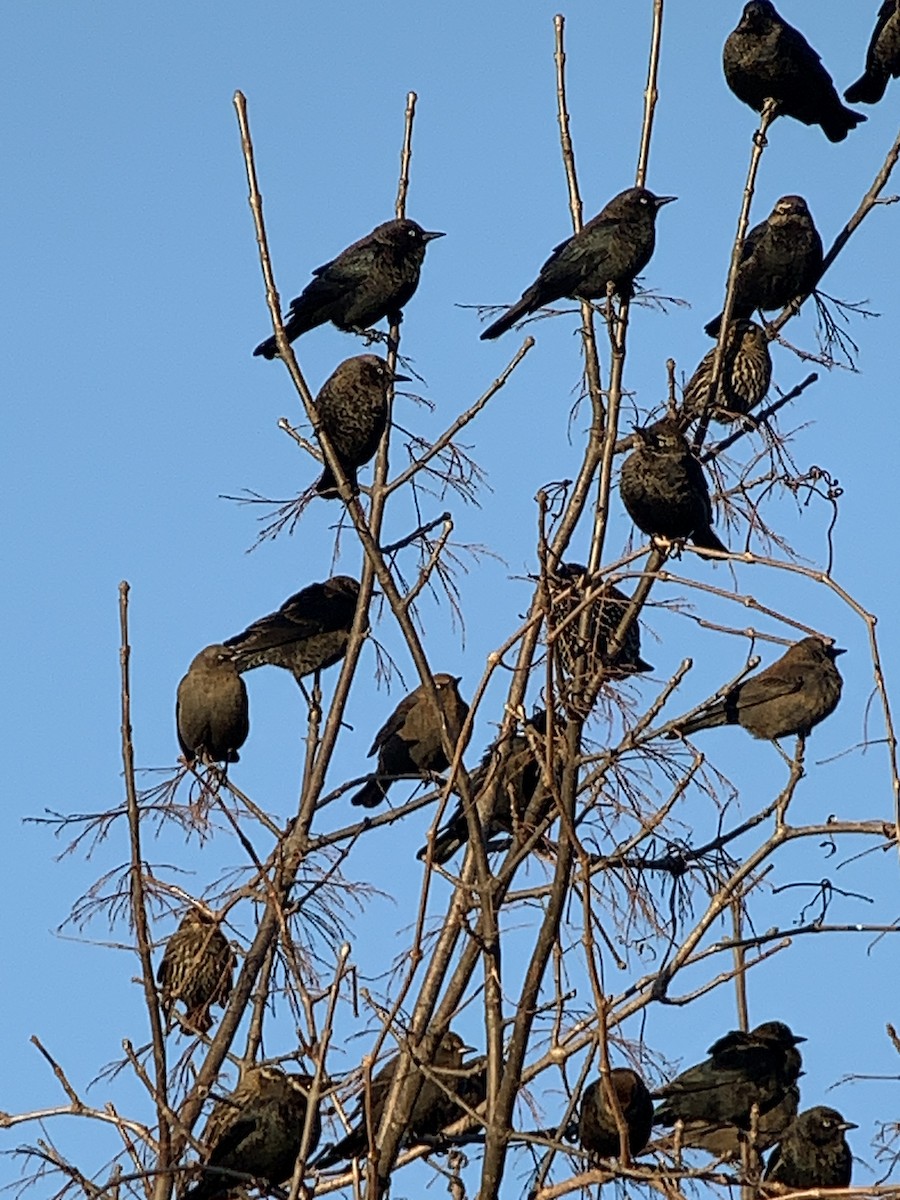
top-left (764, 1106), bottom-right (856, 1188)
top-left (417, 710), bottom-right (559, 864)
top-left (311, 355), bottom-right (408, 497)
top-left (670, 636), bottom-right (844, 742)
top-left (225, 576), bottom-right (361, 686)
top-left (185, 1066), bottom-right (321, 1200)
top-left (846, 1), bottom-right (900, 105)
top-left (654, 1022), bottom-right (805, 1148)
top-left (723, 1), bottom-right (865, 142)
top-left (579, 1068), bottom-right (654, 1160)
top-left (705, 196), bottom-right (823, 337)
top-left (549, 563), bottom-right (654, 689)
top-left (480, 188), bottom-right (675, 340)
top-left (350, 674), bottom-right (470, 808)
top-left (253, 219), bottom-right (445, 359)
top-left (655, 1084), bottom-right (799, 1160)
top-left (177, 645), bottom-right (249, 765)
top-left (314, 1031), bottom-right (475, 1168)
top-left (619, 417), bottom-right (727, 556)
top-left (682, 320), bottom-right (772, 424)
top-left (157, 909), bottom-right (235, 1034)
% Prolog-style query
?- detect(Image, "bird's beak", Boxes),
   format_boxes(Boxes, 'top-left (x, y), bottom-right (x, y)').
top-left (655, 195), bottom-right (677, 207)
top-left (393, 373), bottom-right (412, 384)
top-left (840, 1121), bottom-right (859, 1131)
top-left (830, 646), bottom-right (847, 657)
top-left (422, 230), bottom-right (446, 242)
top-left (791, 1035), bottom-right (808, 1044)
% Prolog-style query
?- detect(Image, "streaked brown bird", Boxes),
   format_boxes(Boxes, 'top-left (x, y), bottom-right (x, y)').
top-left (654, 1022), bottom-right (805, 1148)
top-left (185, 1066), bottom-right (321, 1200)
top-left (764, 1106), bottom-right (856, 1188)
top-left (157, 909), bottom-right (235, 1034)
top-left (225, 576), bottom-right (361, 686)
top-left (480, 188), bottom-right (675, 340)
top-left (619, 417), bottom-right (727, 556)
top-left (314, 1031), bottom-right (474, 1168)
top-left (705, 196), bottom-right (823, 338)
top-left (176, 645), bottom-right (249, 765)
top-left (253, 218), bottom-right (444, 359)
top-left (313, 355), bottom-right (409, 497)
top-left (681, 320), bottom-right (772, 424)
top-left (723, 1), bottom-right (865, 141)
top-left (670, 637), bottom-right (844, 742)
top-left (579, 1068), bottom-right (654, 1160)
top-left (417, 709), bottom-right (559, 864)
top-left (350, 673), bottom-right (470, 808)
top-left (846, 1), bottom-right (900, 105)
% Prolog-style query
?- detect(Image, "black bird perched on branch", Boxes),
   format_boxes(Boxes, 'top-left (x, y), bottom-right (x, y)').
top-left (157, 909), bottom-right (235, 1034)
top-left (314, 1031), bottom-right (477, 1168)
top-left (176, 645), bottom-right (249, 765)
top-left (681, 320), bottom-right (772, 424)
top-left (253, 218), bottom-right (445, 359)
top-left (670, 636), bottom-right (844, 742)
top-left (185, 1066), bottom-right (321, 1200)
top-left (619, 417), bottom-right (727, 556)
top-left (846, 1), bottom-right (900, 105)
top-left (655, 1084), bottom-right (800, 1160)
top-left (311, 355), bottom-right (408, 497)
top-left (417, 709), bottom-right (558, 864)
top-left (225, 576), bottom-right (361, 686)
top-left (479, 187), bottom-right (675, 340)
top-left (579, 1068), bottom-right (654, 1160)
top-left (705, 195), bottom-right (823, 338)
top-left (350, 673), bottom-right (470, 808)
top-left (764, 1106), bottom-right (856, 1188)
top-left (653, 1022), bottom-right (805, 1150)
top-left (723, 1), bottom-right (865, 142)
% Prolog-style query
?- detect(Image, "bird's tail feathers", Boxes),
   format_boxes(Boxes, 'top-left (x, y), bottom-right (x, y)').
top-left (844, 73), bottom-right (888, 105)
top-left (480, 286), bottom-right (541, 340)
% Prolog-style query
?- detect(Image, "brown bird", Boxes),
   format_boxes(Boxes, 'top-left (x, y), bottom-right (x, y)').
top-left (619, 417), bottom-right (727, 556)
top-left (157, 909), bottom-right (235, 1034)
top-left (670, 637), bottom-right (844, 742)
top-left (417, 709), bottom-right (560, 864)
top-left (176, 645), bottom-right (249, 764)
top-left (579, 1068), bottom-right (654, 1160)
top-left (846, 1), bottom-right (900, 105)
top-left (350, 673), bottom-right (470, 808)
top-left (723, 1), bottom-right (865, 142)
top-left (764, 1105), bottom-right (856, 1188)
top-left (185, 1066), bottom-right (321, 1200)
top-left (225, 576), bottom-right (361, 686)
top-left (253, 218), bottom-right (444, 359)
top-left (313, 355), bottom-right (408, 497)
top-left (314, 1031), bottom-right (475, 1168)
top-left (681, 320), bottom-right (772, 424)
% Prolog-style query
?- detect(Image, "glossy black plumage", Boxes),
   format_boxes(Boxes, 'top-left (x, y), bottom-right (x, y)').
top-left (480, 188), bottom-right (675, 340)
top-left (846, 1), bottom-right (900, 104)
top-left (723, 1), bottom-right (865, 141)
top-left (765, 1106), bottom-right (856, 1188)
top-left (253, 219), bottom-right (444, 358)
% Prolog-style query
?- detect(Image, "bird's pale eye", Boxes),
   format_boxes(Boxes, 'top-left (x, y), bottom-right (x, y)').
top-left (640, 196), bottom-right (649, 205)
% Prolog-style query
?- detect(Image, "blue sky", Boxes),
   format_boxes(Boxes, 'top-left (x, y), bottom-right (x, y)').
top-left (4, 1), bottom-right (899, 1192)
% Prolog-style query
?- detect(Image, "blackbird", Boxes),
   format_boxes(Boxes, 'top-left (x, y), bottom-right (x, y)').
top-left (253, 218), bottom-right (444, 359)
top-left (225, 576), bottom-right (361, 686)
top-left (705, 196), bottom-right (822, 337)
top-left (670, 636), bottom-right (844, 742)
top-left (846, 1), bottom-right (900, 105)
top-left (176, 645), bottom-right (249, 765)
top-left (312, 355), bottom-right (408, 497)
top-left (314, 1031), bottom-right (475, 1168)
top-left (480, 188), bottom-right (675, 340)
top-left (681, 320), bottom-right (772, 424)
top-left (350, 673), bottom-right (470, 808)
top-left (723, 1), bottom-right (865, 142)
top-left (655, 1083), bottom-right (800, 1160)
top-left (619, 417), bottom-right (727, 555)
top-left (417, 709), bottom-right (558, 864)
top-left (764, 1106), bottom-right (856, 1188)
top-left (185, 1066), bottom-right (321, 1200)
top-left (654, 1022), bottom-right (805, 1144)
top-left (157, 909), bottom-right (235, 1034)
top-left (579, 1068), bottom-right (654, 1160)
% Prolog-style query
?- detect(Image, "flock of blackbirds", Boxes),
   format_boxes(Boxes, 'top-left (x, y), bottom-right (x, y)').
top-left (163, 2), bottom-right (899, 1195)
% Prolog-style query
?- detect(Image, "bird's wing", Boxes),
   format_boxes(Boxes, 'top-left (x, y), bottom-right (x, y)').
top-left (224, 612), bottom-right (299, 655)
top-left (736, 666), bottom-right (806, 710)
top-left (367, 695), bottom-right (415, 757)
top-left (280, 585), bottom-right (351, 633)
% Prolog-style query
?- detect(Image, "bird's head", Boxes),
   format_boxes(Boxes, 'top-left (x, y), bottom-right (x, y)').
top-left (739, 1), bottom-right (777, 31)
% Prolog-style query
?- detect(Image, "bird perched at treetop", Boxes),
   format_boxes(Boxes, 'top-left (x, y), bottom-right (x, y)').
top-left (764, 1106), bottom-right (856, 1188)
top-left (176, 645), bottom-right (249, 765)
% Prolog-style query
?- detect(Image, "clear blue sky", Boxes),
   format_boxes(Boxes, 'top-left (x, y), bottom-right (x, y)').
top-left (3, 1), bottom-right (898, 1191)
